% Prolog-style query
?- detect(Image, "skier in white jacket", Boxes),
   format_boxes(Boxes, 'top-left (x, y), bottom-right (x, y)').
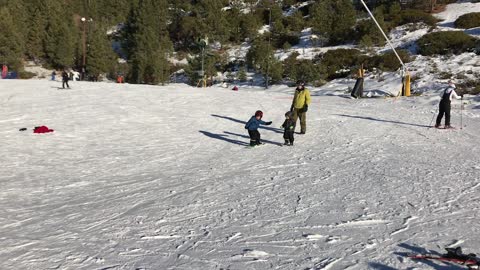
top-left (435, 80), bottom-right (462, 129)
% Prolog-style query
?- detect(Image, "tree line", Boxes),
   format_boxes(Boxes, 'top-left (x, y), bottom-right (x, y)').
top-left (0, 0), bottom-right (463, 84)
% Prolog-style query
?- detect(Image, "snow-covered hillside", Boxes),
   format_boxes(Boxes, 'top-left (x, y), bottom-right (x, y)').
top-left (1, 79), bottom-right (479, 269)
top-left (225, 1), bottom-right (480, 90)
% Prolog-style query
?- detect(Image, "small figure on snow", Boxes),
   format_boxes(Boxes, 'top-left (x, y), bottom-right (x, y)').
top-left (62, 70), bottom-right (70, 89)
top-left (290, 80), bottom-right (311, 134)
top-left (281, 111), bottom-right (296, 146)
top-left (245, 110), bottom-right (272, 147)
top-left (435, 80), bottom-right (462, 129)
top-left (51, 70), bottom-right (56, 81)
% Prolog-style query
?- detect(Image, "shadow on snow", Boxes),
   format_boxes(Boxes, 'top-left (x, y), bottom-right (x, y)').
top-left (223, 131), bottom-right (283, 146)
top-left (335, 114), bottom-right (431, 128)
top-left (211, 114), bottom-right (283, 134)
top-left (199, 131), bottom-right (283, 146)
top-left (199, 131), bottom-right (248, 146)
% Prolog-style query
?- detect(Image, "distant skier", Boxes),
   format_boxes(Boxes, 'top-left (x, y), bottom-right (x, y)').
top-left (435, 80), bottom-right (462, 129)
top-left (245, 110), bottom-right (272, 147)
top-left (290, 80), bottom-right (311, 134)
top-left (61, 70), bottom-right (70, 89)
top-left (281, 111), bottom-right (295, 146)
top-left (51, 70), bottom-right (56, 81)
top-left (1, 64), bottom-right (7, 79)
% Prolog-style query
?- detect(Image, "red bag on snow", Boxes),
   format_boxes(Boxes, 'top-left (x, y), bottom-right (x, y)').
top-left (33, 126), bottom-right (54, 133)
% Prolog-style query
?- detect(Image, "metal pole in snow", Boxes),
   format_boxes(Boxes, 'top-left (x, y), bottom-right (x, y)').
top-left (359, 0), bottom-right (406, 73)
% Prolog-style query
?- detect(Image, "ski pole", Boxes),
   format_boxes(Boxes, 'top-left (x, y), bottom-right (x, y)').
top-left (460, 95), bottom-right (463, 130)
top-left (429, 104), bottom-right (438, 127)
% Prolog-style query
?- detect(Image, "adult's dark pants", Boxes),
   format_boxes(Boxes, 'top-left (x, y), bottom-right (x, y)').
top-left (248, 130), bottom-right (261, 146)
top-left (62, 80), bottom-right (70, 89)
top-left (292, 108), bottom-right (307, 133)
top-left (284, 131), bottom-right (294, 144)
top-left (436, 100), bottom-right (451, 126)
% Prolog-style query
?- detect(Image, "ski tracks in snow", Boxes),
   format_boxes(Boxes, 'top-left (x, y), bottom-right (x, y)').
top-left (1, 82), bottom-right (480, 269)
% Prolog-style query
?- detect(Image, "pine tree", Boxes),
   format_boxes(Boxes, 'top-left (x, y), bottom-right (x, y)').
top-left (238, 67), bottom-right (247, 82)
top-left (286, 10), bottom-right (304, 32)
top-left (125, 0), bottom-right (173, 84)
top-left (310, 0), bottom-right (356, 44)
top-left (5, 0), bottom-right (28, 47)
top-left (246, 37), bottom-right (283, 84)
top-left (43, 1), bottom-right (77, 68)
top-left (26, 7), bottom-right (48, 61)
top-left (86, 23), bottom-right (116, 78)
top-left (0, 7), bottom-right (25, 70)
top-left (239, 13), bottom-right (262, 41)
top-left (358, 7), bottom-right (387, 47)
top-left (200, 0), bottom-right (231, 44)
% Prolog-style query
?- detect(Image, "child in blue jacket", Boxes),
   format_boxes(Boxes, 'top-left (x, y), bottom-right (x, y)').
top-left (245, 110), bottom-right (272, 146)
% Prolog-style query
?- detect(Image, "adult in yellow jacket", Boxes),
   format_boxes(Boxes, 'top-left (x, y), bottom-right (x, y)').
top-left (290, 81), bottom-right (311, 134)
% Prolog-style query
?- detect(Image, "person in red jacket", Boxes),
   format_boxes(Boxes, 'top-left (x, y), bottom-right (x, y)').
top-left (1, 65), bottom-right (8, 79)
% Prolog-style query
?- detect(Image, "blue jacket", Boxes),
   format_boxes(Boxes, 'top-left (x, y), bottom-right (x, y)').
top-left (245, 116), bottom-right (268, 130)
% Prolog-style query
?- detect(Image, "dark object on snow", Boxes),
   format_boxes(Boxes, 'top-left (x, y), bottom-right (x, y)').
top-left (33, 126), bottom-right (54, 133)
top-left (232, 86), bottom-right (238, 91)
top-left (19, 128), bottom-right (27, 131)
top-left (351, 77), bottom-right (364, 98)
top-left (409, 247), bottom-right (480, 269)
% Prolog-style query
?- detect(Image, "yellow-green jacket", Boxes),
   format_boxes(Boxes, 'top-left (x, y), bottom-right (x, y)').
top-left (292, 88), bottom-right (311, 109)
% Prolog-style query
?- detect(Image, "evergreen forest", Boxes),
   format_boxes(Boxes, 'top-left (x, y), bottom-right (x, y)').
top-left (1, 0), bottom-right (476, 85)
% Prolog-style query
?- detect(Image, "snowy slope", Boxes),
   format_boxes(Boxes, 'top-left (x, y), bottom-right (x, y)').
top-left (222, 1), bottom-right (480, 98)
top-left (1, 79), bottom-right (479, 270)
top-left (435, 1), bottom-right (480, 30)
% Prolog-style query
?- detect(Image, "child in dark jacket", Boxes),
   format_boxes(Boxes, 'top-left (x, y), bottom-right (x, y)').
top-left (245, 110), bottom-right (272, 146)
top-left (281, 111), bottom-right (295, 146)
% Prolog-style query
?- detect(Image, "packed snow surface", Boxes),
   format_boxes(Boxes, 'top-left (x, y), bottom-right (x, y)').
top-left (1, 79), bottom-right (479, 269)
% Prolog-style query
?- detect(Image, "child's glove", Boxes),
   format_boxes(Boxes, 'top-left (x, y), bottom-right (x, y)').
top-left (265, 121), bottom-right (272, 125)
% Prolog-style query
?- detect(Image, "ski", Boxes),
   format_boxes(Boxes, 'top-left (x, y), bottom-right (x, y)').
top-left (409, 254), bottom-right (478, 265)
top-left (408, 247), bottom-right (480, 269)
top-left (429, 126), bottom-right (456, 130)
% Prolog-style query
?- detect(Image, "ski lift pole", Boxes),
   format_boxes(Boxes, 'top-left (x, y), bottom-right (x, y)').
top-left (359, 0), bottom-right (410, 96)
top-left (198, 37), bottom-right (208, 88)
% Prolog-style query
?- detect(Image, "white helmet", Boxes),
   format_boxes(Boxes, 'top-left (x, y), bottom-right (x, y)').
top-left (448, 80), bottom-right (456, 88)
